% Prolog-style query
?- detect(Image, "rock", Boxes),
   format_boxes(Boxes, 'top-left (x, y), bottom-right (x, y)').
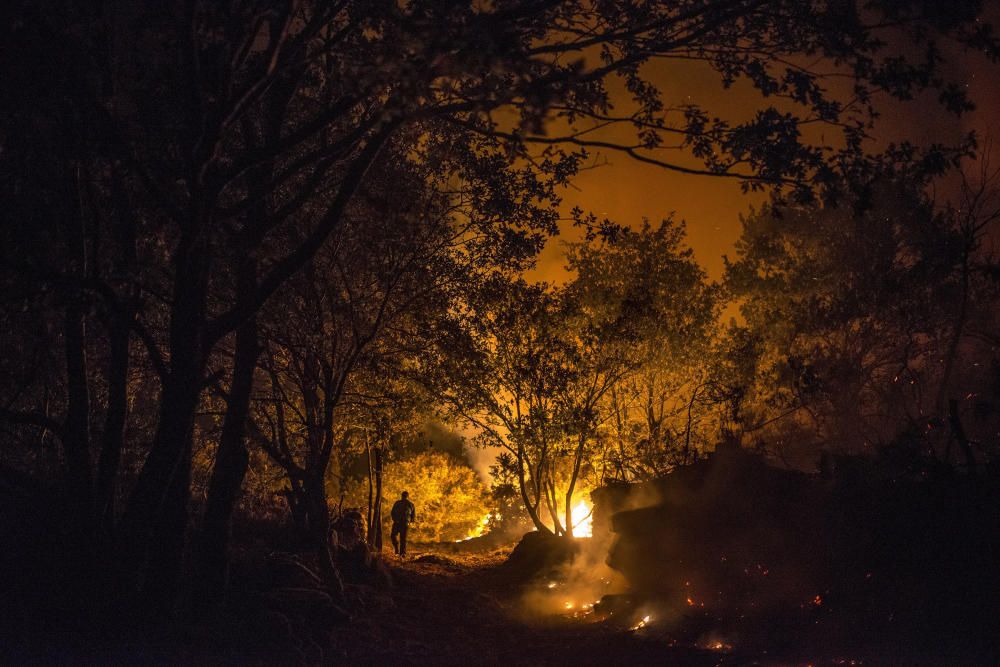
top-left (334, 542), bottom-right (372, 583)
top-left (503, 531), bottom-right (581, 581)
top-left (331, 509), bottom-right (365, 550)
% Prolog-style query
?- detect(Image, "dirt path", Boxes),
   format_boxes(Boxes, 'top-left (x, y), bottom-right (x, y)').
top-left (329, 548), bottom-right (738, 667)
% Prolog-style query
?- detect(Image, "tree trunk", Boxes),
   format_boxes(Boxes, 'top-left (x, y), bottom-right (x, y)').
top-left (96, 308), bottom-right (131, 536)
top-left (948, 399), bottom-right (978, 472)
top-left (283, 478), bottom-right (308, 534)
top-left (936, 250), bottom-right (971, 416)
top-left (366, 435), bottom-right (375, 546)
top-left (63, 298), bottom-right (93, 524)
top-left (97, 166), bottom-right (139, 537)
top-left (63, 167), bottom-right (93, 529)
top-left (120, 239), bottom-right (209, 612)
top-left (515, 446), bottom-right (551, 534)
top-left (544, 478), bottom-right (564, 536)
top-left (196, 311), bottom-right (258, 605)
top-left (373, 449), bottom-right (384, 551)
top-left (304, 470), bottom-right (344, 601)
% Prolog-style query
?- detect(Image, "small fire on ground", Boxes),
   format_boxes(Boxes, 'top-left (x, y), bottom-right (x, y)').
top-left (629, 615), bottom-right (651, 631)
top-left (454, 495), bottom-right (593, 542)
top-left (454, 512), bottom-right (495, 542)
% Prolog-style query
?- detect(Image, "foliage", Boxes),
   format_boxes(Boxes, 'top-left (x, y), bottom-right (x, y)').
top-left (432, 219), bottom-right (720, 531)
top-left (345, 451), bottom-right (489, 543)
top-left (565, 219), bottom-right (722, 480)
top-left (724, 178), bottom-right (1000, 465)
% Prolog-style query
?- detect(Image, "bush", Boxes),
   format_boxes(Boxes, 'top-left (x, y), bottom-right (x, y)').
top-left (346, 451), bottom-right (490, 543)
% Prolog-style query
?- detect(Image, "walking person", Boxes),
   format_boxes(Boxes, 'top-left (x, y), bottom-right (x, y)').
top-left (390, 491), bottom-right (415, 557)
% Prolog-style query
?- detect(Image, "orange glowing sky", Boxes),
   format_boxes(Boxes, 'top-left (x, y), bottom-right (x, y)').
top-left (532, 35), bottom-right (1000, 284)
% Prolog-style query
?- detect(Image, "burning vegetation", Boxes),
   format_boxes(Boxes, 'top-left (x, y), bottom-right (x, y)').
top-left (501, 444), bottom-right (1000, 663)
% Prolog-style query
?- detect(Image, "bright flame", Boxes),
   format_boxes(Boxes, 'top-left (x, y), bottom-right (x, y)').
top-left (630, 615), bottom-right (651, 631)
top-left (570, 498), bottom-right (593, 537)
top-left (454, 511), bottom-right (493, 542)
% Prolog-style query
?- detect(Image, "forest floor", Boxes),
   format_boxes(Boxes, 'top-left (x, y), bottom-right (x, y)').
top-left (1, 532), bottom-right (981, 665)
top-left (329, 546), bottom-right (758, 667)
top-left (327, 543), bottom-right (989, 667)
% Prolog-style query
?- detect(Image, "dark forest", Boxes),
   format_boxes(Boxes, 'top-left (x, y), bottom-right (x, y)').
top-left (1, 1), bottom-right (999, 664)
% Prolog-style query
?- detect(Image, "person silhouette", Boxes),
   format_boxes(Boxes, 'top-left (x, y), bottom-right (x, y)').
top-left (389, 491), bottom-right (416, 557)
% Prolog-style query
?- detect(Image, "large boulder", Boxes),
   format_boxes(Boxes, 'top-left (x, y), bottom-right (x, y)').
top-left (334, 542), bottom-right (393, 589)
top-left (503, 530), bottom-right (582, 581)
top-left (331, 509), bottom-right (365, 550)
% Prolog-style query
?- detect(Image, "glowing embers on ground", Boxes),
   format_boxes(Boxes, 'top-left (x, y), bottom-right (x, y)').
top-left (562, 599), bottom-right (602, 618)
top-left (540, 578), bottom-right (743, 656)
top-left (629, 614), bottom-right (651, 631)
top-left (542, 578), bottom-right (605, 620)
top-left (696, 636), bottom-right (733, 652)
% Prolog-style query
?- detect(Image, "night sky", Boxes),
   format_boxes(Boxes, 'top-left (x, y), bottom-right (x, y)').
top-left (535, 21), bottom-right (1000, 282)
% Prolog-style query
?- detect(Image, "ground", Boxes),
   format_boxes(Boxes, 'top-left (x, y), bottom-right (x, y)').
top-left (330, 546), bottom-right (747, 667)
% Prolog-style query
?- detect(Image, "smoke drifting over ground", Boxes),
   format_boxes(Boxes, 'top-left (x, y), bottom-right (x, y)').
top-left (517, 536), bottom-right (626, 620)
top-left (505, 446), bottom-right (1000, 663)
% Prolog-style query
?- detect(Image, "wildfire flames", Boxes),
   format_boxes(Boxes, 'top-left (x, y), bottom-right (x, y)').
top-left (455, 512), bottom-right (494, 542)
top-left (455, 496), bottom-right (593, 542)
top-left (570, 498), bottom-right (593, 537)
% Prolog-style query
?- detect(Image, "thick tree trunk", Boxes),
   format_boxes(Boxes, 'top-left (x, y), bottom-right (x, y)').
top-left (63, 170), bottom-right (93, 529)
top-left (304, 470), bottom-right (344, 601)
top-left (122, 367), bottom-right (201, 608)
top-left (63, 299), bottom-right (93, 522)
top-left (120, 240), bottom-right (209, 611)
top-left (516, 447), bottom-right (551, 534)
top-left (196, 312), bottom-right (258, 605)
top-left (97, 168), bottom-right (139, 537)
top-left (96, 310), bottom-right (130, 536)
